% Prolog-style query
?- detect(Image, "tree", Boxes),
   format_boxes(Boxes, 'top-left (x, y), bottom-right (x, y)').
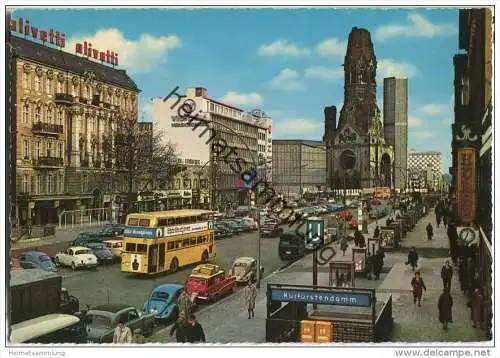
top-left (97, 117), bottom-right (178, 218)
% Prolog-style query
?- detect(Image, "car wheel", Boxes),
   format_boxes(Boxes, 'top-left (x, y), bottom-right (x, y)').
top-left (54, 257), bottom-right (60, 267)
top-left (170, 257), bottom-right (179, 273)
top-left (144, 324), bottom-right (154, 337)
top-left (71, 262), bottom-right (77, 271)
top-left (201, 250), bottom-right (209, 263)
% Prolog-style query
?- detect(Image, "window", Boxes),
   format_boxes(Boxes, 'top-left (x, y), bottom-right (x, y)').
top-left (24, 72), bottom-right (29, 89)
top-left (23, 139), bottom-right (29, 159)
top-left (57, 80), bottom-right (62, 93)
top-left (137, 244), bottom-right (147, 253)
top-left (138, 219), bottom-right (150, 227)
top-left (47, 108), bottom-right (53, 124)
top-left (182, 239), bottom-right (190, 247)
top-left (36, 174), bottom-right (41, 194)
top-left (128, 218), bottom-right (139, 226)
top-left (84, 85), bottom-right (89, 98)
top-left (125, 243), bottom-right (136, 252)
top-left (58, 174), bottom-right (64, 193)
top-left (167, 241), bottom-right (175, 250)
top-left (46, 142), bottom-right (52, 157)
top-left (46, 78), bottom-right (52, 94)
top-left (22, 174), bottom-right (28, 192)
top-left (58, 142), bottom-right (63, 158)
top-left (47, 175), bottom-right (53, 193)
top-left (35, 76), bottom-right (40, 91)
top-left (58, 110), bottom-right (63, 126)
top-left (23, 104), bottom-right (29, 124)
top-left (35, 107), bottom-right (41, 123)
top-left (183, 179), bottom-right (191, 189)
top-left (36, 141), bottom-right (41, 159)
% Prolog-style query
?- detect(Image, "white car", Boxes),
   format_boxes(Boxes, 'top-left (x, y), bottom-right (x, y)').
top-left (55, 246), bottom-right (98, 271)
top-left (241, 217), bottom-right (258, 230)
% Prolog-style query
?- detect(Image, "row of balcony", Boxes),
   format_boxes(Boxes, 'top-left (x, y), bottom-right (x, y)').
top-left (32, 122), bottom-right (64, 135)
top-left (55, 93), bottom-right (122, 111)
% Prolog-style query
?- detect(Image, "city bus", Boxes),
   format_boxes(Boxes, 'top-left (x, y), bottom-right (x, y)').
top-left (120, 209), bottom-right (215, 275)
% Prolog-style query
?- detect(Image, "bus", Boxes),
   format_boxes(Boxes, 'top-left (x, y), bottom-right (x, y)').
top-left (120, 209), bottom-right (216, 275)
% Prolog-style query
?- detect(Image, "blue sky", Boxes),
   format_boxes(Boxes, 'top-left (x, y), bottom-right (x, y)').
top-left (10, 7), bottom-right (458, 171)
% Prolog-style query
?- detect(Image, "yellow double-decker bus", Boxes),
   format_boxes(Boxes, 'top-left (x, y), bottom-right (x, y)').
top-left (120, 209), bottom-right (215, 275)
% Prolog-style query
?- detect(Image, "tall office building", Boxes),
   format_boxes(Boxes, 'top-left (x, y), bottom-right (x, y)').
top-left (383, 77), bottom-right (408, 190)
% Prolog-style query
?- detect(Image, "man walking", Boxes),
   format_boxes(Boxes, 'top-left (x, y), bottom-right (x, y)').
top-left (177, 288), bottom-right (194, 319)
top-left (441, 260), bottom-right (453, 291)
top-left (244, 278), bottom-right (257, 319)
top-left (186, 315), bottom-right (206, 343)
top-left (438, 288), bottom-right (453, 330)
top-left (426, 222), bottom-right (434, 241)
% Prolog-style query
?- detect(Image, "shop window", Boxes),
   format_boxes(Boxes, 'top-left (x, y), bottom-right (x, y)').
top-left (125, 243), bottom-right (136, 252)
top-left (137, 244), bottom-right (147, 253)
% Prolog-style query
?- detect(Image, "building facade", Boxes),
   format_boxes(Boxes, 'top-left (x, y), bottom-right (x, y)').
top-left (407, 150), bottom-right (442, 190)
top-left (272, 140), bottom-right (326, 198)
top-left (9, 33), bottom-right (140, 226)
top-left (383, 77), bottom-right (408, 190)
top-left (451, 8), bottom-right (492, 339)
top-left (324, 27), bottom-right (393, 191)
top-left (153, 87), bottom-right (272, 210)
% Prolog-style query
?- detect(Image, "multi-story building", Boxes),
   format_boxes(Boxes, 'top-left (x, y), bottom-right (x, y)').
top-left (272, 140), bottom-right (326, 198)
top-left (383, 77), bottom-right (408, 190)
top-left (9, 32), bottom-right (140, 226)
top-left (407, 150), bottom-right (441, 190)
top-left (451, 8), bottom-right (492, 339)
top-left (152, 87), bottom-right (272, 210)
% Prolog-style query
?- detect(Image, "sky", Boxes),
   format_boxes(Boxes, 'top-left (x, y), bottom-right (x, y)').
top-left (9, 7), bottom-right (459, 171)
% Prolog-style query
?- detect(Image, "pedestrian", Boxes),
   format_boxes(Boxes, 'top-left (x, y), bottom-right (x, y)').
top-left (470, 288), bottom-right (484, 329)
top-left (458, 256), bottom-right (468, 295)
top-left (426, 223), bottom-right (434, 241)
top-left (177, 288), bottom-right (194, 319)
top-left (113, 316), bottom-right (133, 343)
top-left (340, 237), bottom-right (348, 256)
top-left (170, 315), bottom-right (189, 342)
top-left (186, 315), bottom-right (206, 343)
top-left (435, 202), bottom-right (442, 228)
top-left (244, 278), bottom-right (257, 319)
top-left (27, 218), bottom-right (32, 238)
top-left (411, 271), bottom-right (427, 307)
top-left (442, 205), bottom-right (448, 227)
top-left (406, 247), bottom-right (419, 271)
top-left (373, 248), bottom-right (385, 280)
top-left (447, 223), bottom-right (459, 265)
top-left (438, 288), bottom-right (453, 330)
top-left (374, 225), bottom-right (380, 239)
top-left (365, 253), bottom-right (373, 280)
top-left (354, 229), bottom-right (362, 247)
top-left (441, 260), bottom-right (453, 291)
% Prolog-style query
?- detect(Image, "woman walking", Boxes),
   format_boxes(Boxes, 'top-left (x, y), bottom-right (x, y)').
top-left (470, 288), bottom-right (484, 329)
top-left (411, 271), bottom-right (427, 307)
top-left (406, 247), bottom-right (419, 272)
top-left (244, 278), bottom-right (257, 319)
top-left (438, 288), bottom-right (453, 330)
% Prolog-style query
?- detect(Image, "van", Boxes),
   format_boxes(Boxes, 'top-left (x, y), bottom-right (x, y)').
top-left (278, 232), bottom-right (305, 261)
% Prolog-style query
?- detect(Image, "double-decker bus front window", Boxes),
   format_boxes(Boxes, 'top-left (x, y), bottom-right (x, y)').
top-left (137, 244), bottom-right (147, 253)
top-left (125, 243), bottom-right (136, 252)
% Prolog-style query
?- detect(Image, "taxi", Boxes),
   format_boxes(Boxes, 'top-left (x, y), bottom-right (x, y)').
top-left (185, 264), bottom-right (236, 302)
top-left (102, 238), bottom-right (123, 261)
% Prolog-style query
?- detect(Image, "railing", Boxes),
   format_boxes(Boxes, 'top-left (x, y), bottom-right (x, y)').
top-left (58, 208), bottom-right (120, 229)
top-left (374, 294), bottom-right (393, 342)
top-left (55, 93), bottom-right (74, 105)
top-left (32, 122), bottom-right (64, 134)
top-left (34, 156), bottom-right (64, 167)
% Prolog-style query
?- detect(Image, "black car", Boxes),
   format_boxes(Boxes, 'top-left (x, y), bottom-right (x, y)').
top-left (214, 226), bottom-right (232, 240)
top-left (278, 232), bottom-right (305, 261)
top-left (100, 225), bottom-right (124, 238)
top-left (82, 242), bottom-right (115, 264)
top-left (71, 233), bottom-right (104, 247)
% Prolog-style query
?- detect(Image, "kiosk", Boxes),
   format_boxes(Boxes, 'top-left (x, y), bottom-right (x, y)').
top-left (265, 283), bottom-right (393, 343)
top-left (329, 261), bottom-right (355, 287)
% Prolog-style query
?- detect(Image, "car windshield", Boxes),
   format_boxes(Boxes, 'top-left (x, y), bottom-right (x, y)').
top-left (280, 234), bottom-right (298, 243)
top-left (75, 249), bottom-right (91, 255)
top-left (234, 261), bottom-right (249, 267)
top-left (38, 254), bottom-right (52, 262)
top-left (151, 291), bottom-right (170, 300)
top-left (88, 243), bottom-right (105, 249)
top-left (86, 314), bottom-right (112, 328)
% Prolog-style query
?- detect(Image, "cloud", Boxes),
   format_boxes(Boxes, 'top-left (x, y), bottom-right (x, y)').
top-left (413, 131), bottom-right (437, 139)
top-left (375, 13), bottom-right (456, 41)
top-left (316, 38), bottom-right (347, 57)
top-left (304, 66), bottom-right (343, 81)
top-left (408, 116), bottom-right (424, 127)
top-left (377, 58), bottom-right (417, 80)
top-left (140, 101), bottom-right (153, 122)
top-left (66, 28), bottom-right (181, 73)
top-left (269, 68), bottom-right (305, 91)
top-left (218, 91), bottom-right (263, 106)
top-left (419, 103), bottom-right (449, 116)
top-left (276, 118), bottom-right (322, 133)
top-left (441, 117), bottom-right (453, 125)
top-left (258, 39), bottom-right (310, 57)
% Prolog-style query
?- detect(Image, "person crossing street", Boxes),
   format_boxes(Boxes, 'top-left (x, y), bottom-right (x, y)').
top-left (244, 278), bottom-right (257, 319)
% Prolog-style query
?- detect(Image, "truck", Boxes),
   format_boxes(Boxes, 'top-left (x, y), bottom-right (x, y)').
top-left (10, 269), bottom-right (79, 324)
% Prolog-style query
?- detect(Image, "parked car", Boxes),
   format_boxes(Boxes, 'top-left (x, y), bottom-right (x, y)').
top-left (185, 264), bottom-right (236, 302)
top-left (18, 251), bottom-right (58, 272)
top-left (260, 220), bottom-right (283, 238)
top-left (230, 219), bottom-right (252, 232)
top-left (103, 239), bottom-right (123, 261)
top-left (54, 246), bottom-right (98, 271)
top-left (85, 304), bottom-right (155, 343)
top-left (82, 242), bottom-right (114, 265)
top-left (336, 210), bottom-right (353, 221)
top-left (241, 217), bottom-right (258, 230)
top-left (230, 257), bottom-right (264, 285)
top-left (279, 232), bottom-right (305, 261)
top-left (143, 283), bottom-right (184, 323)
top-left (219, 220), bottom-right (245, 234)
top-left (348, 219), bottom-right (359, 229)
top-left (98, 225), bottom-right (124, 239)
top-left (214, 227), bottom-right (232, 240)
top-left (71, 232), bottom-right (103, 247)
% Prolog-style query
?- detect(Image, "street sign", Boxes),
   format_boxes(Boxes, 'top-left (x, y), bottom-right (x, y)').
top-left (270, 288), bottom-right (371, 307)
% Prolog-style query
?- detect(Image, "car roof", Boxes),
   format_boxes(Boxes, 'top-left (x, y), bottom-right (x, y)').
top-left (68, 246), bottom-right (91, 251)
top-left (10, 314), bottom-right (80, 343)
top-left (234, 257), bottom-right (255, 264)
top-left (153, 283), bottom-right (184, 293)
top-left (92, 303), bottom-right (132, 313)
top-left (22, 251), bottom-right (49, 257)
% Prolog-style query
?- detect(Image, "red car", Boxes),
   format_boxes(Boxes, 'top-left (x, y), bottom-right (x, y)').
top-left (185, 264), bottom-right (236, 302)
top-left (336, 210), bottom-right (353, 221)
top-left (348, 219), bottom-right (359, 229)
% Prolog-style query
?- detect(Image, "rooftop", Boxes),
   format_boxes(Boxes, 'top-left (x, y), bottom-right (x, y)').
top-left (10, 35), bottom-right (140, 92)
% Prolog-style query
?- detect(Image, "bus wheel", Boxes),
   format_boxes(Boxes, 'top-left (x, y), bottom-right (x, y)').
top-left (201, 250), bottom-right (209, 263)
top-left (170, 257), bottom-right (179, 273)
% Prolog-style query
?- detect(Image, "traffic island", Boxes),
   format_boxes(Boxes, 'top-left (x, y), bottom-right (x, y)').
top-left (265, 283), bottom-right (393, 343)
